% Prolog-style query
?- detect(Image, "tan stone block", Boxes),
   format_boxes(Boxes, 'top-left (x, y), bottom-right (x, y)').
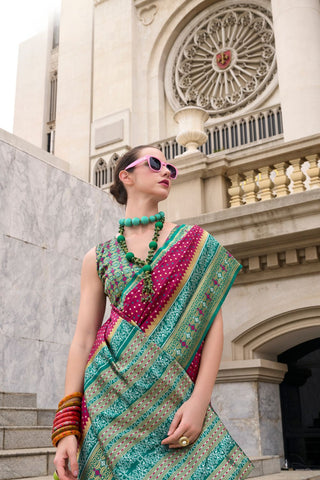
top-left (305, 246), bottom-right (319, 263)
top-left (249, 256), bottom-right (261, 272)
top-left (267, 253), bottom-right (279, 269)
top-left (285, 249), bottom-right (299, 265)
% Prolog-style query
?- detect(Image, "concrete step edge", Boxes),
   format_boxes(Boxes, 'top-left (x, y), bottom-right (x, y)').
top-left (14, 477), bottom-right (52, 480)
top-left (0, 426), bottom-right (52, 431)
top-left (0, 447), bottom-right (55, 457)
top-left (13, 478), bottom-right (52, 480)
top-left (250, 471), bottom-right (320, 480)
top-left (0, 407), bottom-right (39, 412)
top-left (251, 456), bottom-right (281, 461)
top-left (0, 407), bottom-right (55, 413)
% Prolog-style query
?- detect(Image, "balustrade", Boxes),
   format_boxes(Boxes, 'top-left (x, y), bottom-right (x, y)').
top-left (227, 155), bottom-right (320, 208)
top-left (306, 154), bottom-right (320, 189)
top-left (153, 104), bottom-right (283, 160)
top-left (93, 104), bottom-right (320, 212)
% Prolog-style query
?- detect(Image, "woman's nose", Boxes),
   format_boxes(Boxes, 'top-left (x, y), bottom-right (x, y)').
top-left (162, 164), bottom-right (171, 176)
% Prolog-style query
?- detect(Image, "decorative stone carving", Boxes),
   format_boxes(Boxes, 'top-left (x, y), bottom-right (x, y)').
top-left (174, 106), bottom-right (209, 152)
top-left (134, 0), bottom-right (158, 25)
top-left (165, 1), bottom-right (277, 117)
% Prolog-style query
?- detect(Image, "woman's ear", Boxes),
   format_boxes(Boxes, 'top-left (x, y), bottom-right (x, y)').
top-left (119, 170), bottom-right (133, 186)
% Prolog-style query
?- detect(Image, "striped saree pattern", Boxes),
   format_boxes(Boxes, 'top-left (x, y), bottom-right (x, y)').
top-left (78, 225), bottom-right (254, 480)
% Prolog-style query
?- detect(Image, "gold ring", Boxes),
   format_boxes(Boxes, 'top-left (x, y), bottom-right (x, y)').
top-left (178, 435), bottom-right (190, 447)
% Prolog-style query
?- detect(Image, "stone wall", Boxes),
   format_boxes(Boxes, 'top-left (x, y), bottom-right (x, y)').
top-left (0, 129), bottom-right (123, 408)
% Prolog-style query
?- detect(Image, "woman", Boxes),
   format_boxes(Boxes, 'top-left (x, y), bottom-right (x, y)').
top-left (53, 145), bottom-right (253, 480)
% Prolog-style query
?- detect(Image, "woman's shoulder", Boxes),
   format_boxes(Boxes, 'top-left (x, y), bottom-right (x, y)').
top-left (180, 224), bottom-right (221, 247)
top-left (180, 223), bottom-right (212, 237)
top-left (82, 238), bottom-right (116, 270)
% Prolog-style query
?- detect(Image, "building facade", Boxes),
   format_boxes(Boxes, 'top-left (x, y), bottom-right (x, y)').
top-left (12, 0), bottom-right (320, 474)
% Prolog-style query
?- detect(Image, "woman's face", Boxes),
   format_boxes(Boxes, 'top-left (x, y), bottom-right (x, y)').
top-left (126, 147), bottom-right (173, 201)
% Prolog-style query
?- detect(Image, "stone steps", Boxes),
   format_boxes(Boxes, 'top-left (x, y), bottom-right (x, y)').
top-left (14, 477), bottom-right (52, 480)
top-left (3, 393), bottom-right (317, 480)
top-left (0, 448), bottom-right (55, 480)
top-left (0, 408), bottom-right (54, 428)
top-left (0, 394), bottom-right (37, 409)
top-left (0, 427), bottom-right (52, 449)
top-left (249, 455), bottom-right (281, 477)
top-left (0, 392), bottom-right (56, 480)
top-left (250, 471), bottom-right (320, 480)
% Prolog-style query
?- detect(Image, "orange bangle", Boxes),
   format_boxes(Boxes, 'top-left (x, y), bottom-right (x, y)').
top-left (58, 392), bottom-right (83, 408)
top-left (52, 425), bottom-right (79, 439)
top-left (52, 429), bottom-right (81, 447)
top-left (57, 401), bottom-right (82, 412)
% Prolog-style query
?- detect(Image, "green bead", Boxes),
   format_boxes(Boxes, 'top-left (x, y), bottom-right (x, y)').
top-left (155, 221), bottom-right (163, 229)
top-left (149, 241), bottom-right (158, 250)
top-left (132, 217), bottom-right (140, 226)
top-left (141, 216), bottom-right (149, 225)
top-left (155, 213), bottom-right (160, 220)
top-left (126, 252), bottom-right (135, 262)
top-left (159, 211), bottom-right (165, 218)
top-left (119, 218), bottom-right (125, 226)
top-left (142, 264), bottom-right (152, 272)
top-left (149, 215), bottom-right (156, 222)
top-left (124, 218), bottom-right (132, 227)
top-left (117, 235), bottom-right (125, 243)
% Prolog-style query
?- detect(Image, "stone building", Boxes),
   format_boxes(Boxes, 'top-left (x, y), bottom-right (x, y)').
top-left (11, 0), bottom-right (320, 475)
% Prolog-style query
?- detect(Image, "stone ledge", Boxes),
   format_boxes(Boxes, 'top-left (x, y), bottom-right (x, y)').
top-left (0, 129), bottom-right (69, 174)
top-left (179, 189), bottom-right (320, 255)
top-left (216, 359), bottom-right (288, 384)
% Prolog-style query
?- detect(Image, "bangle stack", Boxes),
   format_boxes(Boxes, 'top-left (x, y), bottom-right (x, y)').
top-left (51, 392), bottom-right (83, 447)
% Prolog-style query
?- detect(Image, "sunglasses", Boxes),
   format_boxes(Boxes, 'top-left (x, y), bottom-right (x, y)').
top-left (125, 155), bottom-right (178, 179)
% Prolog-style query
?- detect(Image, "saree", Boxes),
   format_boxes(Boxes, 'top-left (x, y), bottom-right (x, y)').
top-left (78, 224), bottom-right (254, 480)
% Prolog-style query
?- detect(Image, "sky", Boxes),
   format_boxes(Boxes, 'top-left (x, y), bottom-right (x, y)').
top-left (0, 0), bottom-right (61, 133)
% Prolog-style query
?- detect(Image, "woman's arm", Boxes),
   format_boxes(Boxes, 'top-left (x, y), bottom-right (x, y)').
top-left (64, 247), bottom-right (106, 393)
top-left (161, 308), bottom-right (223, 448)
top-left (54, 247), bottom-right (106, 479)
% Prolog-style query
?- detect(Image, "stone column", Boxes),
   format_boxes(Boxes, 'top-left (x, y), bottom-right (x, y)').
top-left (271, 0), bottom-right (320, 141)
top-left (212, 359), bottom-right (288, 473)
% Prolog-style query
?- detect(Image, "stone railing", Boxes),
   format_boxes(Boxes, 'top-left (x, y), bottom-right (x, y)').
top-left (152, 104), bottom-right (283, 160)
top-left (226, 136), bottom-right (320, 207)
top-left (95, 104), bottom-right (283, 189)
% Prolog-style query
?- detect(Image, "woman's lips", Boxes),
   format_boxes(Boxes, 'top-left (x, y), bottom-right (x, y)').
top-left (159, 180), bottom-right (170, 186)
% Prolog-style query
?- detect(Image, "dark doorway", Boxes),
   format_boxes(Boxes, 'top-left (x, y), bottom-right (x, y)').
top-left (278, 338), bottom-right (320, 469)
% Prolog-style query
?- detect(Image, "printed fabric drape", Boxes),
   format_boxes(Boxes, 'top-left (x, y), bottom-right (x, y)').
top-left (78, 225), bottom-right (254, 480)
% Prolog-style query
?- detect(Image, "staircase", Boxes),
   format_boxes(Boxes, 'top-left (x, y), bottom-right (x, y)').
top-left (1, 392), bottom-right (320, 480)
top-left (0, 392), bottom-right (55, 480)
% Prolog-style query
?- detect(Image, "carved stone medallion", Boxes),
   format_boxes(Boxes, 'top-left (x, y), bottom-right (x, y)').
top-left (165, 1), bottom-right (277, 117)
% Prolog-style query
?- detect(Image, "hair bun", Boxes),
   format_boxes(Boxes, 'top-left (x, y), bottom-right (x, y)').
top-left (109, 145), bottom-right (149, 205)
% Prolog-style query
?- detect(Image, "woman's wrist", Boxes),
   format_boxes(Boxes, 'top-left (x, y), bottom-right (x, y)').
top-left (52, 392), bottom-right (83, 447)
top-left (188, 392), bottom-right (211, 411)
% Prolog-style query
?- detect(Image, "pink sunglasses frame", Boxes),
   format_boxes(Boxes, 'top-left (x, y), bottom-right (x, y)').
top-left (124, 155), bottom-right (178, 179)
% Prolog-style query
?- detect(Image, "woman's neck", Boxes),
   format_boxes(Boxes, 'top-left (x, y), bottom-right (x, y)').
top-left (124, 200), bottom-right (159, 219)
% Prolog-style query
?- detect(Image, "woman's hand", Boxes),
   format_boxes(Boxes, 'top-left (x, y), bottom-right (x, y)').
top-left (53, 435), bottom-right (79, 480)
top-left (161, 397), bottom-right (208, 448)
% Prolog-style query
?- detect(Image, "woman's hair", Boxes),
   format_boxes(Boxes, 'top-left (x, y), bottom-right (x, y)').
top-left (109, 145), bottom-right (150, 205)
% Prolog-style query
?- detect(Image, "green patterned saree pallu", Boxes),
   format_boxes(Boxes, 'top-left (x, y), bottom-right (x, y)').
top-left (78, 225), bottom-right (254, 480)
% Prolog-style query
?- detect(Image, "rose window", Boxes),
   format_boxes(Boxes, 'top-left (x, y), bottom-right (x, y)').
top-left (165, 2), bottom-right (277, 117)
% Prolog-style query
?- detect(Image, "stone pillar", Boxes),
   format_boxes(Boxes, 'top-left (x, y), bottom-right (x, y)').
top-left (271, 0), bottom-right (320, 141)
top-left (212, 359), bottom-right (287, 464)
top-left (55, 0), bottom-right (93, 181)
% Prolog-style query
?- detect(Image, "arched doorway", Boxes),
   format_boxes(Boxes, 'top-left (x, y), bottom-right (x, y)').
top-left (278, 338), bottom-right (320, 469)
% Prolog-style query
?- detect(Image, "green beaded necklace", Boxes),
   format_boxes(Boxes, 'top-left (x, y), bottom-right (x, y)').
top-left (117, 212), bottom-right (165, 302)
